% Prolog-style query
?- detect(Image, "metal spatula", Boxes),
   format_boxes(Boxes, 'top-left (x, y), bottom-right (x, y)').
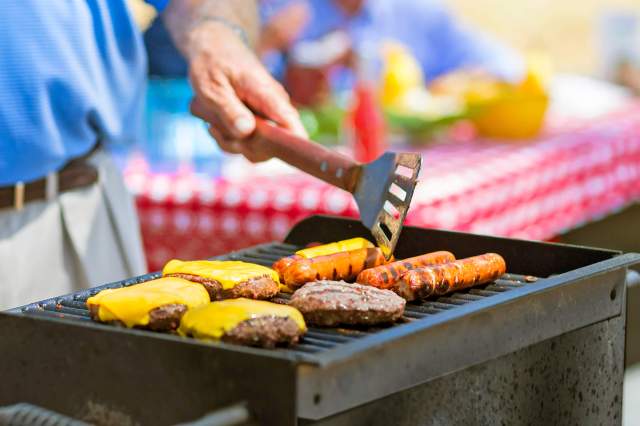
top-left (251, 118), bottom-right (421, 259)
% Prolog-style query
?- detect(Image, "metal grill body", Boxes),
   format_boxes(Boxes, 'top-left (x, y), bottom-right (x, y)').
top-left (0, 216), bottom-right (638, 425)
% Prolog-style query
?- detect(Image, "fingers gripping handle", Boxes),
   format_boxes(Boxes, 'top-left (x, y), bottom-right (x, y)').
top-left (252, 118), bottom-right (360, 192)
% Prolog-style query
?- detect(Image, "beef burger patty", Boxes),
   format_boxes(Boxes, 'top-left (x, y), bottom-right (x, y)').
top-left (178, 298), bottom-right (306, 348)
top-left (289, 281), bottom-right (406, 327)
top-left (163, 260), bottom-right (280, 301)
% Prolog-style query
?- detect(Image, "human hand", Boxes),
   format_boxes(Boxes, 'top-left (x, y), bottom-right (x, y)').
top-left (188, 22), bottom-right (307, 162)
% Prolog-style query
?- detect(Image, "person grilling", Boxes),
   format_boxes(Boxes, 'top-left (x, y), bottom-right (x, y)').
top-left (0, 0), bottom-right (306, 310)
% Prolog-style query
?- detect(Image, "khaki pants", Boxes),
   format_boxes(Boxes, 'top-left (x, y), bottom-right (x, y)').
top-left (0, 149), bottom-right (147, 310)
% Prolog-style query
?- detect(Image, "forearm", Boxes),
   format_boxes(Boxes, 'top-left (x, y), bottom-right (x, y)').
top-left (163, 0), bottom-right (306, 156)
top-left (164, 0), bottom-right (259, 58)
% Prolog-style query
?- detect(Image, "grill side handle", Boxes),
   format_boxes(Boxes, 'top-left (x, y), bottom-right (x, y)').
top-left (175, 403), bottom-right (251, 426)
top-left (552, 252), bottom-right (640, 286)
top-left (0, 403), bottom-right (89, 426)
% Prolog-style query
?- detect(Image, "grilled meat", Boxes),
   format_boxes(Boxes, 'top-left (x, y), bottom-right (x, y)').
top-left (273, 238), bottom-right (374, 282)
top-left (88, 303), bottom-right (189, 331)
top-left (356, 251), bottom-right (456, 289)
top-left (163, 260), bottom-right (280, 300)
top-left (221, 316), bottom-right (302, 348)
top-left (166, 273), bottom-right (279, 300)
top-left (86, 277), bottom-right (210, 332)
top-left (273, 256), bottom-right (300, 282)
top-left (289, 281), bottom-right (406, 326)
top-left (160, 273), bottom-right (221, 299)
top-left (393, 253), bottom-right (507, 301)
top-left (145, 304), bottom-right (189, 331)
top-left (178, 298), bottom-right (306, 348)
top-left (282, 248), bottom-right (387, 289)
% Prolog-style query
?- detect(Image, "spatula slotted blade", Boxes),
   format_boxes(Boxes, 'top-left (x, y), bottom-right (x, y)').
top-left (353, 152), bottom-right (422, 259)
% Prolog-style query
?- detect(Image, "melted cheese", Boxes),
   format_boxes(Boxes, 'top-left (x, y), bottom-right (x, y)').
top-left (295, 237), bottom-right (373, 258)
top-left (163, 260), bottom-right (279, 290)
top-left (86, 277), bottom-right (210, 328)
top-left (178, 298), bottom-right (306, 341)
top-left (279, 283), bottom-right (295, 293)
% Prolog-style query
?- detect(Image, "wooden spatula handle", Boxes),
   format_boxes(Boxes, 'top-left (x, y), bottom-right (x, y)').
top-left (252, 118), bottom-right (360, 192)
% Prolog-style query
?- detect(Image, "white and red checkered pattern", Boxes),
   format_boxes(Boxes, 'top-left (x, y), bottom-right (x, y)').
top-left (126, 103), bottom-right (640, 271)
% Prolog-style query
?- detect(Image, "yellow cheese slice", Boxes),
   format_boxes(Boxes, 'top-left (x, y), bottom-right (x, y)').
top-left (295, 237), bottom-right (373, 259)
top-left (86, 277), bottom-right (210, 328)
top-left (278, 283), bottom-right (295, 293)
top-left (163, 260), bottom-right (279, 290)
top-left (178, 298), bottom-right (306, 341)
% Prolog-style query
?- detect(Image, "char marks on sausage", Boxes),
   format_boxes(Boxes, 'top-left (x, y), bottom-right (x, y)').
top-left (393, 253), bottom-right (506, 301)
top-left (282, 248), bottom-right (387, 289)
top-left (356, 251), bottom-right (456, 289)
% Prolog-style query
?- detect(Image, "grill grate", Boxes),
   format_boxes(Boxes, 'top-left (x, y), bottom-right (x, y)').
top-left (20, 242), bottom-right (539, 358)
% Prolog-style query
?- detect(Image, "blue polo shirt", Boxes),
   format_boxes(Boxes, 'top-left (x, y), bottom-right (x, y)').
top-left (0, 0), bottom-right (168, 185)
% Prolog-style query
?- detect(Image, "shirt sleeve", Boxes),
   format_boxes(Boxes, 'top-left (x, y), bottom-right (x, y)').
top-left (145, 0), bottom-right (170, 12)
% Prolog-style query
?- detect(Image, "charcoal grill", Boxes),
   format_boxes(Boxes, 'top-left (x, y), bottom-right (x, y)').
top-left (1, 215), bottom-right (638, 425)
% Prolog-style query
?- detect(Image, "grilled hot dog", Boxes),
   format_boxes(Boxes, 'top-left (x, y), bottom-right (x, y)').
top-left (273, 238), bottom-right (374, 281)
top-left (356, 251), bottom-right (455, 289)
top-left (393, 253), bottom-right (506, 301)
top-left (283, 247), bottom-right (386, 288)
top-left (273, 256), bottom-right (301, 281)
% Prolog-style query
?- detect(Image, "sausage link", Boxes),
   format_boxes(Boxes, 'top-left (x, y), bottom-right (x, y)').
top-left (273, 238), bottom-right (374, 281)
top-left (393, 253), bottom-right (506, 301)
top-left (283, 247), bottom-right (387, 288)
top-left (273, 255), bottom-right (301, 281)
top-left (356, 251), bottom-right (455, 289)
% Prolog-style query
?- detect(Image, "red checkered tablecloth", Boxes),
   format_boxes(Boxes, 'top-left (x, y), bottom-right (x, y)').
top-left (126, 103), bottom-right (640, 271)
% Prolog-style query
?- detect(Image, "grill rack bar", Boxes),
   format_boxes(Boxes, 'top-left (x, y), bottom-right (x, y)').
top-left (21, 242), bottom-right (540, 358)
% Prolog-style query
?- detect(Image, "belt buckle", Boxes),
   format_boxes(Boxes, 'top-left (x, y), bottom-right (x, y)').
top-left (46, 172), bottom-right (58, 201)
top-left (14, 182), bottom-right (24, 210)
top-left (12, 172), bottom-right (58, 210)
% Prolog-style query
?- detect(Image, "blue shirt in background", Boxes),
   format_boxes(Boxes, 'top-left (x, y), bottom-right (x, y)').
top-left (145, 16), bottom-right (189, 78)
top-left (0, 0), bottom-right (166, 185)
top-left (294, 0), bottom-right (524, 82)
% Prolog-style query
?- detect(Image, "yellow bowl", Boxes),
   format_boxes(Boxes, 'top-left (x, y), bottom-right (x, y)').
top-left (470, 92), bottom-right (549, 139)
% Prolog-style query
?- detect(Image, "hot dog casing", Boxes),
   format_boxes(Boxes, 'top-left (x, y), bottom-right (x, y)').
top-left (356, 251), bottom-right (455, 289)
top-left (283, 247), bottom-right (387, 288)
top-left (393, 253), bottom-right (506, 301)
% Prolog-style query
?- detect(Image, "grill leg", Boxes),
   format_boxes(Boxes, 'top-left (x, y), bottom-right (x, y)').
top-left (303, 315), bottom-right (625, 426)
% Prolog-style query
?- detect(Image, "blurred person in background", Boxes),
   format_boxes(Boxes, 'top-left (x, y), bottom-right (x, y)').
top-left (258, 1), bottom-right (311, 58)
top-left (616, 60), bottom-right (640, 96)
top-left (599, 10), bottom-right (640, 97)
top-left (258, 0), bottom-right (524, 105)
top-left (0, 0), bottom-right (305, 309)
top-left (145, 0), bottom-right (523, 97)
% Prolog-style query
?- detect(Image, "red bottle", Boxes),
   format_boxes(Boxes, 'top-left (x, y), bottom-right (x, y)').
top-left (350, 80), bottom-right (386, 163)
top-left (349, 46), bottom-right (386, 163)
